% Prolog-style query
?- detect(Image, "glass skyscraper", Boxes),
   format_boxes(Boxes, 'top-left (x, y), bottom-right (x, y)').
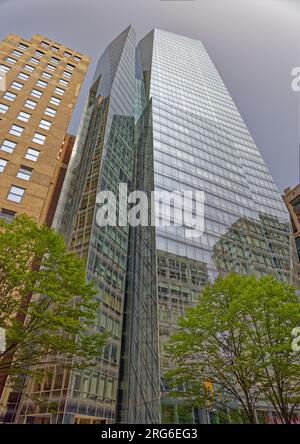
top-left (15, 27), bottom-right (296, 424)
top-left (136, 28), bottom-right (297, 423)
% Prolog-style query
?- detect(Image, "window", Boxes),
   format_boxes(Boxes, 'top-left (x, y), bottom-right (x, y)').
top-left (31, 89), bottom-right (43, 98)
top-left (17, 165), bottom-right (33, 181)
top-left (0, 103), bottom-right (9, 114)
top-left (9, 124), bottom-right (24, 137)
top-left (11, 81), bottom-right (23, 91)
top-left (36, 79), bottom-right (48, 89)
top-left (25, 147), bottom-right (40, 161)
top-left (59, 78), bottom-right (68, 87)
top-left (0, 64), bottom-right (10, 73)
top-left (1, 139), bottom-right (16, 153)
top-left (18, 72), bottom-right (29, 81)
top-left (50, 96), bottom-right (61, 106)
top-left (42, 71), bottom-right (52, 80)
top-left (35, 50), bottom-right (44, 58)
top-left (12, 50), bottom-right (22, 58)
top-left (32, 132), bottom-right (46, 145)
top-left (3, 91), bottom-right (17, 102)
top-left (17, 111), bottom-right (31, 122)
top-left (54, 87), bottom-right (64, 96)
top-left (51, 46), bottom-right (59, 52)
top-left (63, 70), bottom-right (72, 78)
top-left (7, 185), bottom-right (25, 203)
top-left (66, 63), bottom-right (75, 71)
top-left (44, 107), bottom-right (56, 117)
top-left (74, 56), bottom-right (81, 62)
top-left (0, 158), bottom-right (8, 173)
top-left (39, 119), bottom-right (51, 130)
top-left (24, 99), bottom-right (37, 110)
top-left (29, 57), bottom-right (39, 65)
top-left (46, 64), bottom-right (56, 72)
top-left (64, 51), bottom-right (72, 58)
top-left (40, 41), bottom-right (49, 48)
top-left (24, 64), bottom-right (35, 72)
top-left (0, 208), bottom-right (16, 223)
top-left (6, 57), bottom-right (17, 64)
top-left (18, 43), bottom-right (29, 50)
top-left (51, 57), bottom-right (60, 64)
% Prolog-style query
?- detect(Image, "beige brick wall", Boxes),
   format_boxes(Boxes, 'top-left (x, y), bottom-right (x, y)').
top-left (0, 33), bottom-right (90, 223)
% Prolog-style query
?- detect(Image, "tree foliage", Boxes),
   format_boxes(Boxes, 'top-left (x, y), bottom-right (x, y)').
top-left (0, 215), bottom-right (105, 382)
top-left (166, 273), bottom-right (300, 424)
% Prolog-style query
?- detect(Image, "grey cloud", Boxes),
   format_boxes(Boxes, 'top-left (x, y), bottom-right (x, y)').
top-left (0, 0), bottom-right (299, 192)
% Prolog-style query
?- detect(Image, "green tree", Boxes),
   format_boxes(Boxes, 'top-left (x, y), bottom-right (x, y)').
top-left (166, 273), bottom-right (300, 424)
top-left (242, 275), bottom-right (300, 424)
top-left (0, 214), bottom-right (105, 385)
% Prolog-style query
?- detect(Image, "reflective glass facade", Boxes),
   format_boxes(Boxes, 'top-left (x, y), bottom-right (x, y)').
top-left (16, 26), bottom-right (140, 425)
top-left (136, 29), bottom-right (296, 423)
top-left (14, 28), bottom-right (296, 425)
top-left (145, 29), bottom-right (288, 265)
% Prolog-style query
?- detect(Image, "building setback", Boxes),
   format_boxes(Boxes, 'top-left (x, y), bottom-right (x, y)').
top-left (14, 27), bottom-right (296, 424)
top-left (0, 33), bottom-right (89, 224)
top-left (45, 133), bottom-right (76, 226)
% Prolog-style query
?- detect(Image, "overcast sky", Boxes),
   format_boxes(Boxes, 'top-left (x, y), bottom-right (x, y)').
top-left (0, 0), bottom-right (299, 192)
